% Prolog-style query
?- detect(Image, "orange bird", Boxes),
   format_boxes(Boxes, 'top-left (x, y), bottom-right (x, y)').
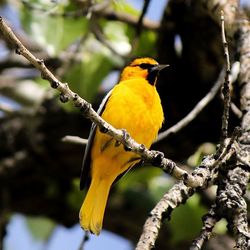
top-left (79, 57), bottom-right (167, 235)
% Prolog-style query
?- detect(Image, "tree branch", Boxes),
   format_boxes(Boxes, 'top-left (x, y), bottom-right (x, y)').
top-left (136, 4), bottom-right (249, 249)
top-left (136, 0), bottom-right (151, 36)
top-left (135, 142), bottom-right (237, 250)
top-left (200, 0), bottom-right (239, 36)
top-left (21, 0), bottom-right (159, 31)
top-left (190, 205), bottom-right (218, 250)
top-left (216, 10), bottom-right (232, 157)
top-left (78, 232), bottom-right (89, 250)
top-left (0, 16), bottom-right (203, 188)
top-left (192, 3), bottom-right (250, 249)
top-left (135, 181), bottom-right (194, 250)
top-left (97, 8), bottom-right (159, 30)
top-left (90, 20), bottom-right (125, 58)
top-left (62, 135), bottom-right (88, 145)
top-left (217, 166), bottom-right (250, 250)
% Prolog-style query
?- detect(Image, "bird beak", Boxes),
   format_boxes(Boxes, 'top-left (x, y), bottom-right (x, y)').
top-left (150, 64), bottom-right (170, 73)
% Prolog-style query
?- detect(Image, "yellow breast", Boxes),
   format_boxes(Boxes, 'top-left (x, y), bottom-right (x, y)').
top-left (90, 78), bottom-right (164, 180)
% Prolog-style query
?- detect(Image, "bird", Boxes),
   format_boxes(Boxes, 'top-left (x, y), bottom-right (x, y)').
top-left (79, 57), bottom-right (168, 235)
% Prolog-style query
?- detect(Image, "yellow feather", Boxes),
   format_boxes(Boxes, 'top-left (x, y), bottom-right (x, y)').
top-left (79, 57), bottom-right (165, 235)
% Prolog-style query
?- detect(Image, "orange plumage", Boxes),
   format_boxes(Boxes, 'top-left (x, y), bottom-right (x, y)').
top-left (79, 57), bottom-right (167, 235)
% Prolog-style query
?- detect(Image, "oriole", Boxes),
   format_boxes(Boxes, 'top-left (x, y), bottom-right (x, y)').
top-left (79, 57), bottom-right (168, 235)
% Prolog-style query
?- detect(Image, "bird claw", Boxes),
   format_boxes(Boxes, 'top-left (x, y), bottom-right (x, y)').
top-left (115, 140), bottom-right (121, 147)
top-left (152, 151), bottom-right (164, 166)
top-left (121, 129), bottom-right (132, 151)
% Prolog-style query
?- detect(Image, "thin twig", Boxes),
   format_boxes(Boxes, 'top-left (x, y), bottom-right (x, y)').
top-left (135, 181), bottom-right (194, 250)
top-left (217, 166), bottom-right (250, 250)
top-left (62, 136), bottom-right (88, 145)
top-left (156, 69), bottom-right (225, 143)
top-left (98, 8), bottom-right (159, 30)
top-left (136, 0), bottom-right (151, 36)
top-left (231, 102), bottom-right (242, 119)
top-left (78, 232), bottom-right (90, 250)
top-left (216, 10), bottom-right (232, 158)
top-left (90, 20), bottom-right (125, 58)
top-left (214, 126), bottom-right (241, 166)
top-left (85, 0), bottom-right (110, 18)
top-left (0, 16), bottom-right (204, 188)
top-left (190, 205), bottom-right (218, 250)
top-left (136, 137), bottom-right (238, 250)
top-left (190, 128), bottom-right (243, 250)
top-left (129, 0), bottom-right (151, 57)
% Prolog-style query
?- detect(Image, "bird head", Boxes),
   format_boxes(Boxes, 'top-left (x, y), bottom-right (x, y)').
top-left (120, 57), bottom-right (169, 85)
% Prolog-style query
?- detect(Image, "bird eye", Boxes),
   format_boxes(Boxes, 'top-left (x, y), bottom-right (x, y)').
top-left (138, 63), bottom-right (155, 69)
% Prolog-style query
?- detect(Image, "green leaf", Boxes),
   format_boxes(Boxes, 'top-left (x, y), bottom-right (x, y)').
top-left (113, 0), bottom-right (139, 16)
top-left (21, 3), bottom-right (87, 56)
top-left (135, 30), bottom-right (157, 57)
top-left (63, 51), bottom-right (113, 102)
top-left (213, 218), bottom-right (227, 234)
top-left (25, 216), bottom-right (55, 241)
top-left (102, 21), bottom-right (131, 56)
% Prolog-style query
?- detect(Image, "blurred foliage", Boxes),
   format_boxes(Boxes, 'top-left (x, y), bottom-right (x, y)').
top-left (118, 166), bottom-right (174, 203)
top-left (134, 30), bottom-right (157, 57)
top-left (21, 1), bottom-right (88, 56)
top-left (17, 0), bottom-right (157, 105)
top-left (114, 0), bottom-right (139, 16)
top-left (67, 178), bottom-right (85, 211)
top-left (169, 194), bottom-right (207, 243)
top-left (213, 219), bottom-right (227, 234)
top-left (26, 216), bottom-right (55, 241)
top-left (63, 51), bottom-right (113, 102)
top-left (126, 28), bottom-right (157, 58)
top-left (187, 142), bottom-right (216, 167)
top-left (0, 0), bottom-right (158, 110)
top-left (118, 166), bottom-right (164, 191)
top-left (0, 0), bottom-right (226, 248)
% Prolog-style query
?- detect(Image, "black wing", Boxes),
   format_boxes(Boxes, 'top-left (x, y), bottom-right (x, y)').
top-left (79, 90), bottom-right (113, 190)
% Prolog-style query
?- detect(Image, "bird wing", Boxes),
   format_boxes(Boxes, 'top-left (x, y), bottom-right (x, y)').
top-left (79, 89), bottom-right (113, 190)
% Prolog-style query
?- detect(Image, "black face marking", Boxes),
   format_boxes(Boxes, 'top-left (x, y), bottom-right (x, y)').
top-left (147, 70), bottom-right (158, 85)
top-left (132, 63), bottom-right (160, 85)
top-left (137, 63), bottom-right (159, 85)
top-left (138, 63), bottom-right (155, 69)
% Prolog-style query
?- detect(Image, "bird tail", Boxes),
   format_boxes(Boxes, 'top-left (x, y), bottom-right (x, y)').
top-left (79, 177), bottom-right (111, 235)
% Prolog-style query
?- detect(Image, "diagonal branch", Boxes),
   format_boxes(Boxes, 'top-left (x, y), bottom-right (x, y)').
top-left (98, 8), bottom-right (159, 30)
top-left (135, 143), bottom-right (237, 250)
top-left (21, 0), bottom-right (159, 30)
top-left (90, 20), bottom-right (125, 58)
top-left (135, 181), bottom-right (194, 250)
top-left (190, 205), bottom-right (219, 250)
top-left (0, 16), bottom-right (204, 188)
top-left (62, 136), bottom-right (88, 146)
